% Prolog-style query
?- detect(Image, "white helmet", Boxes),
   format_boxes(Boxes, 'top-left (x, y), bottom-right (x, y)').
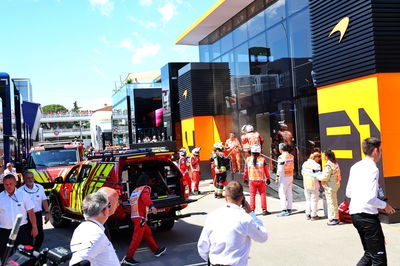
top-left (192, 147), bottom-right (201, 155)
top-left (179, 147), bottom-right (187, 156)
top-left (245, 125), bottom-right (254, 133)
top-left (251, 144), bottom-right (261, 154)
top-left (213, 142), bottom-right (224, 151)
top-left (241, 125), bottom-right (247, 134)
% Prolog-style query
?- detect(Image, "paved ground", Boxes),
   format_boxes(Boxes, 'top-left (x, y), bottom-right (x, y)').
top-left (42, 179), bottom-right (400, 265)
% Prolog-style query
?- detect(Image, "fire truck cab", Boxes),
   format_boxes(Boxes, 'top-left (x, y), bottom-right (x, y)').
top-left (48, 148), bottom-right (195, 231)
top-left (27, 141), bottom-right (85, 193)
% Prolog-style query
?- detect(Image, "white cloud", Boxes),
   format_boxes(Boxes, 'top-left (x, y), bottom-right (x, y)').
top-left (131, 41), bottom-right (161, 64)
top-left (89, 0), bottom-right (114, 16)
top-left (158, 2), bottom-right (176, 22)
top-left (139, 0), bottom-right (153, 6)
top-left (91, 66), bottom-right (104, 75)
top-left (99, 35), bottom-right (109, 44)
top-left (127, 16), bottom-right (158, 29)
top-left (117, 38), bottom-right (134, 51)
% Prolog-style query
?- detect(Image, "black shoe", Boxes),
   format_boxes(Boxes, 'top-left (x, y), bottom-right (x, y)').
top-left (154, 247), bottom-right (167, 257)
top-left (122, 257), bottom-right (139, 265)
top-left (306, 214), bottom-right (311, 220)
top-left (262, 210), bottom-right (271, 216)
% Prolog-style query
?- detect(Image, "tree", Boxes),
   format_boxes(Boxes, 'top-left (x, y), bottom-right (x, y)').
top-left (71, 101), bottom-right (81, 113)
top-left (42, 104), bottom-right (68, 114)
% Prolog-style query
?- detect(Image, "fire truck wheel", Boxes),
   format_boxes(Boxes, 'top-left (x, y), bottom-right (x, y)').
top-left (158, 219), bottom-right (175, 232)
top-left (49, 199), bottom-right (70, 228)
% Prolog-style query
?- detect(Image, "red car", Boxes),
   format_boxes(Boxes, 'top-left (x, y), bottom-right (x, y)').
top-left (48, 148), bottom-right (195, 231)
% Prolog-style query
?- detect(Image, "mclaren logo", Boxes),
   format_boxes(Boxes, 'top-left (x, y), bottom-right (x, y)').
top-left (329, 17), bottom-right (350, 43)
top-left (182, 89), bottom-right (188, 99)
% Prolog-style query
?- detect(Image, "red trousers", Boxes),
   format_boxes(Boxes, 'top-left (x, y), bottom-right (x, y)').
top-left (249, 180), bottom-right (267, 211)
top-left (183, 173), bottom-right (192, 193)
top-left (126, 218), bottom-right (158, 258)
top-left (229, 153), bottom-right (241, 172)
top-left (192, 171), bottom-right (200, 191)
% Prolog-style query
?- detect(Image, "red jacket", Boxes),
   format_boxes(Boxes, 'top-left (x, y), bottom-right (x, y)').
top-left (137, 186), bottom-right (154, 217)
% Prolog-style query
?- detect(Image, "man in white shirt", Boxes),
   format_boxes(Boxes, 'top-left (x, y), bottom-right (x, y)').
top-left (0, 174), bottom-right (38, 257)
top-left (4, 163), bottom-right (18, 179)
top-left (197, 181), bottom-right (268, 266)
top-left (346, 137), bottom-right (395, 266)
top-left (70, 191), bottom-right (119, 266)
top-left (18, 171), bottom-right (49, 250)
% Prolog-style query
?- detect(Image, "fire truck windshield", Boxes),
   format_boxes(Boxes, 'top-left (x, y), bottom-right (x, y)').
top-left (28, 149), bottom-right (79, 168)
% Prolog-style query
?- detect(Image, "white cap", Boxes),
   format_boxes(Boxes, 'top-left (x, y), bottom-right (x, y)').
top-left (245, 125), bottom-right (254, 133)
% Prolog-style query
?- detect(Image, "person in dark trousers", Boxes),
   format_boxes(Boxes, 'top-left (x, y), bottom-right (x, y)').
top-left (18, 171), bottom-right (49, 250)
top-left (0, 174), bottom-right (38, 257)
top-left (346, 137), bottom-right (395, 266)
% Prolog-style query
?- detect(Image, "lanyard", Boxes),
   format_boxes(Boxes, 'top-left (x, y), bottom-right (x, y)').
top-left (8, 193), bottom-right (19, 203)
top-left (23, 185), bottom-right (40, 194)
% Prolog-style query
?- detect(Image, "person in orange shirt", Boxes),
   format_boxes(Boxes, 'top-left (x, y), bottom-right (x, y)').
top-left (225, 133), bottom-right (242, 173)
top-left (242, 125), bottom-right (264, 157)
top-left (190, 147), bottom-right (201, 195)
top-left (243, 145), bottom-right (271, 215)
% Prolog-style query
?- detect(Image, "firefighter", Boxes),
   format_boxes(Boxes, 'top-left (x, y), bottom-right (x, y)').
top-left (243, 144), bottom-right (271, 215)
top-left (277, 123), bottom-right (293, 146)
top-left (225, 133), bottom-right (242, 173)
top-left (190, 147), bottom-right (201, 195)
top-left (242, 125), bottom-right (265, 157)
top-left (179, 148), bottom-right (192, 194)
top-left (210, 142), bottom-right (229, 198)
top-left (240, 125), bottom-right (250, 157)
top-left (123, 174), bottom-right (166, 265)
top-left (275, 143), bottom-right (295, 216)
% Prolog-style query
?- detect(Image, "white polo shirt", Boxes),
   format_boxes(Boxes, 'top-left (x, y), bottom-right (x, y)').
top-left (18, 184), bottom-right (48, 213)
top-left (70, 219), bottom-right (120, 266)
top-left (0, 189), bottom-right (34, 229)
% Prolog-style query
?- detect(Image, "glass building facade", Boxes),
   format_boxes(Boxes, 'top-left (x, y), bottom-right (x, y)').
top-left (112, 82), bottom-right (163, 147)
top-left (197, 0), bottom-right (318, 176)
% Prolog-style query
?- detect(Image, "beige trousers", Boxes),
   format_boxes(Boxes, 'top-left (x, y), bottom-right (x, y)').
top-left (324, 183), bottom-right (340, 220)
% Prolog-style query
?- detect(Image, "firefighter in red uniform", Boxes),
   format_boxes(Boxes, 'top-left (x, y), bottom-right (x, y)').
top-left (242, 125), bottom-right (265, 157)
top-left (179, 148), bottom-right (192, 194)
top-left (190, 147), bottom-right (201, 195)
top-left (210, 142), bottom-right (229, 198)
top-left (225, 133), bottom-right (242, 173)
top-left (243, 144), bottom-right (271, 215)
top-left (123, 174), bottom-right (166, 265)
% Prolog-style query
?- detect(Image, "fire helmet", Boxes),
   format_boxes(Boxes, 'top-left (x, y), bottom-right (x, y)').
top-left (251, 144), bottom-right (261, 154)
top-left (192, 147), bottom-right (201, 155)
top-left (213, 142), bottom-right (224, 151)
top-left (179, 148), bottom-right (187, 156)
top-left (245, 125), bottom-right (254, 133)
top-left (241, 125), bottom-right (248, 134)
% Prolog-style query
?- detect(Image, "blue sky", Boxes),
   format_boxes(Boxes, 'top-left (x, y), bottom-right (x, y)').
top-left (0, 0), bottom-right (215, 110)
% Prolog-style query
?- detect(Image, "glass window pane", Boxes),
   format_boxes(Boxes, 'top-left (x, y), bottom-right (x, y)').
top-left (265, 0), bottom-right (286, 28)
top-left (220, 32), bottom-right (234, 54)
top-left (199, 45), bottom-right (210, 62)
top-left (210, 40), bottom-right (221, 59)
top-left (234, 42), bottom-right (250, 75)
top-left (266, 24), bottom-right (288, 61)
top-left (287, 0), bottom-right (308, 15)
top-left (233, 22), bottom-right (248, 47)
top-left (248, 33), bottom-right (268, 75)
top-left (288, 8), bottom-right (314, 96)
top-left (248, 11), bottom-right (266, 38)
top-left (221, 52), bottom-right (235, 75)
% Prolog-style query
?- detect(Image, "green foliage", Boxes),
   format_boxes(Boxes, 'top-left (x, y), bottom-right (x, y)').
top-left (71, 101), bottom-right (81, 113)
top-left (42, 104), bottom-right (68, 114)
top-left (126, 78), bottom-right (133, 84)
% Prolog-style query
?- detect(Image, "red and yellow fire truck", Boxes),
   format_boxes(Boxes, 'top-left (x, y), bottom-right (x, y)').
top-left (27, 141), bottom-right (85, 193)
top-left (48, 148), bottom-right (195, 231)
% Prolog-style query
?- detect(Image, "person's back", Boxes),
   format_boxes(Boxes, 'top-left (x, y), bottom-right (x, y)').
top-left (198, 181), bottom-right (268, 266)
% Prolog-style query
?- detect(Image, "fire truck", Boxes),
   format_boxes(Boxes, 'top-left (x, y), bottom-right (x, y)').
top-left (48, 148), bottom-right (195, 231)
top-left (27, 140), bottom-right (85, 193)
